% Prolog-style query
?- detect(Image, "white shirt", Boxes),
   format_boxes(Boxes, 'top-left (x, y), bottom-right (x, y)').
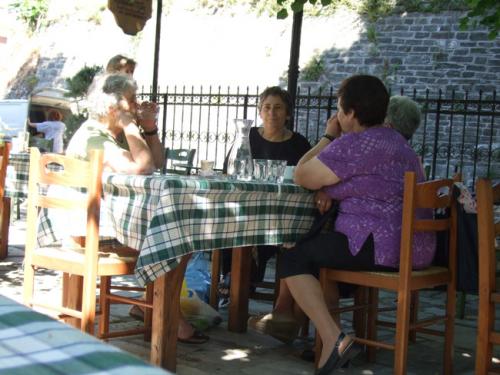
top-left (34, 120), bottom-right (66, 153)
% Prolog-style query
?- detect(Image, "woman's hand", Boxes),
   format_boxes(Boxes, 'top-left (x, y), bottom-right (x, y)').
top-left (137, 101), bottom-right (159, 132)
top-left (314, 189), bottom-right (333, 214)
top-left (325, 114), bottom-right (341, 139)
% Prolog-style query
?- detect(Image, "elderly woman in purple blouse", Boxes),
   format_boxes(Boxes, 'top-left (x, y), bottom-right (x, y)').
top-left (280, 75), bottom-right (435, 375)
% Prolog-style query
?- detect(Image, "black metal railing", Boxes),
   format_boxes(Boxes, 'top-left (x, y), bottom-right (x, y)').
top-left (139, 86), bottom-right (499, 188)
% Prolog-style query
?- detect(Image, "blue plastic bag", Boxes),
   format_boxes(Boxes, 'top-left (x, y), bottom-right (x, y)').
top-left (184, 252), bottom-right (211, 303)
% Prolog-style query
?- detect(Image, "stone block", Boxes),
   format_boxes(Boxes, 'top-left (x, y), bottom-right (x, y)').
top-left (450, 56), bottom-right (473, 63)
top-left (446, 71), bottom-right (461, 78)
top-left (432, 32), bottom-right (452, 39)
top-left (474, 57), bottom-right (487, 64)
top-left (470, 32), bottom-right (490, 41)
top-left (415, 32), bottom-right (430, 38)
top-left (412, 46), bottom-right (430, 53)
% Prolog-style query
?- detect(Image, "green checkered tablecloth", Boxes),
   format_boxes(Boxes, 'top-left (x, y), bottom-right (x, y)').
top-left (5, 152), bottom-right (30, 199)
top-left (35, 171), bottom-right (316, 286)
top-left (103, 174), bottom-right (316, 285)
top-left (0, 295), bottom-right (172, 375)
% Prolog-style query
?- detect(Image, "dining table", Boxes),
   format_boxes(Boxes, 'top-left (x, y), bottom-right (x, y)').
top-left (0, 294), bottom-right (172, 375)
top-left (7, 152), bottom-right (318, 372)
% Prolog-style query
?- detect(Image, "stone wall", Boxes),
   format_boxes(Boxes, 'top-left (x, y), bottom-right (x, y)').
top-left (299, 11), bottom-right (500, 95)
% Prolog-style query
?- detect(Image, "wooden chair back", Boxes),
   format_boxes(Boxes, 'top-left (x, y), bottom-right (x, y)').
top-left (23, 147), bottom-right (104, 333)
top-left (0, 141), bottom-right (11, 259)
top-left (475, 178), bottom-right (500, 374)
top-left (25, 147), bottom-right (103, 259)
top-left (318, 172), bottom-right (457, 374)
top-left (164, 148), bottom-right (196, 175)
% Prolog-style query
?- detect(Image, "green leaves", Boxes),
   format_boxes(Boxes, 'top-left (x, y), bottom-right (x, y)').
top-left (460, 0), bottom-right (500, 39)
top-left (277, 8), bottom-right (289, 18)
top-left (65, 65), bottom-right (103, 99)
top-left (9, 0), bottom-right (49, 32)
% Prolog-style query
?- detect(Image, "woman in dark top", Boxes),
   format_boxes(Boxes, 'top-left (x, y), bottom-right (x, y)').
top-left (219, 86), bottom-right (311, 309)
top-left (249, 125), bottom-right (311, 166)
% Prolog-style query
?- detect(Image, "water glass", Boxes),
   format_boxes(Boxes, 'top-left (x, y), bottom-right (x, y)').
top-left (266, 160), bottom-right (287, 183)
top-left (283, 166), bottom-right (294, 182)
top-left (253, 159), bottom-right (268, 180)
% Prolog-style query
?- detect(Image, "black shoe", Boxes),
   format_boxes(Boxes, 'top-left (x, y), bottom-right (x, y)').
top-left (314, 332), bottom-right (344, 375)
top-left (315, 332), bottom-right (362, 375)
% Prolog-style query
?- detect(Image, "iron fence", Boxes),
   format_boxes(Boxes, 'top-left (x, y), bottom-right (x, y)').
top-left (139, 86), bottom-right (499, 188)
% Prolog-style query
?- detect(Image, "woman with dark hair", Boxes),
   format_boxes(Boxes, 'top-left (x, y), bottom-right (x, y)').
top-left (279, 75), bottom-right (434, 374)
top-left (219, 86), bottom-right (311, 310)
top-left (28, 109), bottom-right (66, 153)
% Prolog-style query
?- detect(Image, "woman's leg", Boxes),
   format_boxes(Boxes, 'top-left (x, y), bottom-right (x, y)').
top-left (284, 274), bottom-right (351, 368)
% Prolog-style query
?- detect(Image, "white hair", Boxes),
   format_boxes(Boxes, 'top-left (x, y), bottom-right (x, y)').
top-left (86, 73), bottom-right (137, 119)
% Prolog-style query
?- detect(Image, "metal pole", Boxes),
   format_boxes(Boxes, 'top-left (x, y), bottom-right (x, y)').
top-left (287, 10), bottom-right (303, 130)
top-left (152, 0), bottom-right (162, 102)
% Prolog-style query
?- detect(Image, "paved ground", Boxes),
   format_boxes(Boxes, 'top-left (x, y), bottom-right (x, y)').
top-left (0, 209), bottom-right (494, 374)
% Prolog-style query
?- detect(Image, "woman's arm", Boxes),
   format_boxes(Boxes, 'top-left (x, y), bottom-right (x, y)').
top-left (137, 101), bottom-right (165, 169)
top-left (294, 114), bottom-right (341, 190)
top-left (103, 112), bottom-right (156, 175)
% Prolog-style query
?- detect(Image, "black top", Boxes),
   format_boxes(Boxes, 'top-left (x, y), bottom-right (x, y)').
top-left (249, 127), bottom-right (311, 166)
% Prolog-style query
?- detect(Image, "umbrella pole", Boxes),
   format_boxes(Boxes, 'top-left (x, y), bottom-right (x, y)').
top-left (287, 10), bottom-right (303, 131)
top-left (152, 0), bottom-right (162, 103)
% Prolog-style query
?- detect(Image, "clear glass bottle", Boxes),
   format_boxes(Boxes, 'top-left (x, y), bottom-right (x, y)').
top-left (226, 119), bottom-right (253, 180)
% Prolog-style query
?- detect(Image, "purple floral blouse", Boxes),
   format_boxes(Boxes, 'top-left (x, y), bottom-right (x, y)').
top-left (317, 127), bottom-right (436, 269)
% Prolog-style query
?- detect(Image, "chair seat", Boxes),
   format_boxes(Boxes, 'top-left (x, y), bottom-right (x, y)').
top-left (363, 266), bottom-right (448, 278)
top-left (32, 244), bottom-right (137, 276)
top-left (324, 266), bottom-right (451, 291)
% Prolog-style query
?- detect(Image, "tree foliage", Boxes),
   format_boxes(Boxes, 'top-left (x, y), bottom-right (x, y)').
top-left (459, 0), bottom-right (500, 39)
top-left (272, 0), bottom-right (499, 38)
top-left (9, 0), bottom-right (49, 32)
top-left (65, 65), bottom-right (103, 100)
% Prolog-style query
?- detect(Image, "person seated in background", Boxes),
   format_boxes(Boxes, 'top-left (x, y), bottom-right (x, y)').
top-left (219, 87), bottom-right (311, 315)
top-left (279, 75), bottom-right (434, 374)
top-left (66, 73), bottom-right (208, 344)
top-left (385, 95), bottom-right (421, 141)
top-left (28, 109), bottom-right (66, 153)
top-left (106, 54), bottom-right (136, 76)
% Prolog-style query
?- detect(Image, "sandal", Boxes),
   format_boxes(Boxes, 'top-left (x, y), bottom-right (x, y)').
top-left (178, 329), bottom-right (210, 344)
top-left (217, 273), bottom-right (231, 308)
top-left (248, 313), bottom-right (300, 345)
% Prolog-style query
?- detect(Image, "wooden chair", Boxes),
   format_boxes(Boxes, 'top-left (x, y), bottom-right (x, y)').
top-left (164, 148), bottom-right (196, 175)
top-left (316, 172), bottom-right (457, 375)
top-left (475, 178), bottom-right (500, 374)
top-left (22, 148), bottom-right (150, 336)
top-left (0, 142), bottom-right (11, 260)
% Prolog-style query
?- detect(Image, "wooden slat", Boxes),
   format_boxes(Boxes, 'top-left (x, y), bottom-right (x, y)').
top-left (36, 196), bottom-right (87, 210)
top-left (414, 178), bottom-right (453, 209)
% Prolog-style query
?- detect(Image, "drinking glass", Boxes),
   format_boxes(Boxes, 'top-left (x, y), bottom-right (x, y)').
top-left (266, 160), bottom-right (287, 183)
top-left (275, 160), bottom-right (288, 183)
top-left (253, 159), bottom-right (267, 180)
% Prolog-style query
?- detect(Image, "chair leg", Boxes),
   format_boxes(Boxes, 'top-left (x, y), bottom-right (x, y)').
top-left (475, 297), bottom-right (494, 374)
top-left (144, 282), bottom-right (154, 341)
top-left (409, 291), bottom-right (419, 342)
top-left (353, 286), bottom-right (367, 339)
top-left (209, 249), bottom-right (221, 310)
top-left (367, 287), bottom-right (378, 363)
top-left (443, 283), bottom-right (456, 375)
top-left (0, 197), bottom-right (10, 260)
top-left (393, 287), bottom-right (412, 375)
top-left (98, 276), bottom-right (111, 338)
top-left (80, 273), bottom-right (98, 334)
